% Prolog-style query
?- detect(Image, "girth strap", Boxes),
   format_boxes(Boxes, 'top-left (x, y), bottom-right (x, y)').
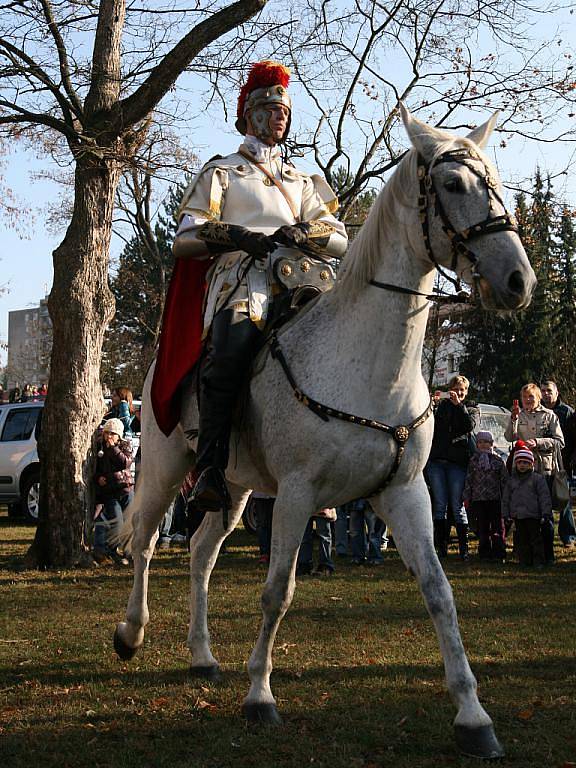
top-left (269, 332), bottom-right (433, 493)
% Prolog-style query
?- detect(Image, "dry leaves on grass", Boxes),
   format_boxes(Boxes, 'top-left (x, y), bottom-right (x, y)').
top-left (194, 697), bottom-right (217, 711)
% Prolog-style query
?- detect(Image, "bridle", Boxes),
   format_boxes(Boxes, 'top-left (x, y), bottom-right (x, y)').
top-left (370, 146), bottom-right (520, 301)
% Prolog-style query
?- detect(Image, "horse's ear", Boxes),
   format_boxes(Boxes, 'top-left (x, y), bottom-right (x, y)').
top-left (400, 103), bottom-right (453, 162)
top-left (466, 112), bottom-right (499, 149)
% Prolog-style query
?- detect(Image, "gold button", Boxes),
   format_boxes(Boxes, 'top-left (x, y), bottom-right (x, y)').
top-left (281, 263), bottom-right (292, 276)
top-left (320, 270), bottom-right (330, 280)
top-left (300, 260), bottom-right (311, 272)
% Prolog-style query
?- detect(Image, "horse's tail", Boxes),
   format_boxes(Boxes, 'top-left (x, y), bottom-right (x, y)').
top-left (110, 500), bottom-right (136, 554)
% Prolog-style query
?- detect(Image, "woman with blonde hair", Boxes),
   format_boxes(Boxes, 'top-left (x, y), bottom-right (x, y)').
top-left (505, 383), bottom-right (564, 477)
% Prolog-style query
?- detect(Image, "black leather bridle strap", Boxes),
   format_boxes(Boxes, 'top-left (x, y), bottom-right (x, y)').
top-left (269, 332), bottom-right (433, 492)
top-left (417, 148), bottom-right (519, 279)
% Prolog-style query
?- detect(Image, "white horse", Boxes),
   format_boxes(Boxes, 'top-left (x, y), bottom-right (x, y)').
top-left (114, 106), bottom-right (535, 759)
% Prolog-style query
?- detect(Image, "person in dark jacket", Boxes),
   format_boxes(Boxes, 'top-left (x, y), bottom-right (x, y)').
top-left (427, 374), bottom-right (477, 560)
top-left (463, 430), bottom-right (508, 561)
top-left (539, 380), bottom-right (576, 547)
top-left (541, 380), bottom-right (574, 437)
top-left (93, 418), bottom-right (134, 566)
top-left (502, 447), bottom-right (552, 567)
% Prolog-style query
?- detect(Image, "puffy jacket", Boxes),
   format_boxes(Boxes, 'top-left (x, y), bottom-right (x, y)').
top-left (502, 468), bottom-right (552, 521)
top-left (94, 438), bottom-right (133, 500)
top-left (429, 399), bottom-right (477, 468)
top-left (504, 405), bottom-right (564, 476)
top-left (463, 451), bottom-right (508, 503)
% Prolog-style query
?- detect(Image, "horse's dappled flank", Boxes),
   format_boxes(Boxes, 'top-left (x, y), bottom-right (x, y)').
top-left (335, 134), bottom-right (496, 296)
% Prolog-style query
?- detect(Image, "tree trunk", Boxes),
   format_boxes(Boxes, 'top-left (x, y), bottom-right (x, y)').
top-left (30, 149), bottom-right (120, 568)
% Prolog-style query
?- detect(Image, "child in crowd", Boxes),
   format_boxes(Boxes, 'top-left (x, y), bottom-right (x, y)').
top-left (463, 431), bottom-right (508, 561)
top-left (502, 447), bottom-right (553, 567)
top-left (93, 418), bottom-right (134, 566)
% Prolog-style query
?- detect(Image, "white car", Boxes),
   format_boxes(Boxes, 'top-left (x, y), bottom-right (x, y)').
top-left (474, 402), bottom-right (512, 459)
top-left (0, 401), bottom-right (44, 521)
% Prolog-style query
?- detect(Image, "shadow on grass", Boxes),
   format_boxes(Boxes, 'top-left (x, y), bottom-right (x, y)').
top-left (1, 654), bottom-right (573, 692)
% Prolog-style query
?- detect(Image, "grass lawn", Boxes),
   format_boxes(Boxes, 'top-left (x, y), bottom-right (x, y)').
top-left (1, 509), bottom-right (575, 768)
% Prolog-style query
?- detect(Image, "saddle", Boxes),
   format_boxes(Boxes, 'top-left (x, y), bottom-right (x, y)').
top-left (179, 285), bottom-right (323, 442)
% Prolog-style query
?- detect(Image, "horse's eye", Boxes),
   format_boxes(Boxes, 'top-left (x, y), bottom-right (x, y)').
top-left (444, 177), bottom-right (465, 193)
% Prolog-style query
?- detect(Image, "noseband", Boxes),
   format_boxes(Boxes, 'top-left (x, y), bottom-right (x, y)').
top-left (417, 147), bottom-right (519, 283)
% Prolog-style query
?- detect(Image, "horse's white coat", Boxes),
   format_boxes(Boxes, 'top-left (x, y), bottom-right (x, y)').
top-left (115, 108), bottom-right (535, 737)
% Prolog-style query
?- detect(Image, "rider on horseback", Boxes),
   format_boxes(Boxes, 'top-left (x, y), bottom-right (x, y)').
top-left (171, 61), bottom-right (348, 512)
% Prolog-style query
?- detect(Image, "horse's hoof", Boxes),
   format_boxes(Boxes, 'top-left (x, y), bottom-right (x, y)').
top-left (454, 723), bottom-right (505, 759)
top-left (189, 664), bottom-right (221, 682)
top-left (242, 702), bottom-right (283, 726)
top-left (113, 628), bottom-right (140, 661)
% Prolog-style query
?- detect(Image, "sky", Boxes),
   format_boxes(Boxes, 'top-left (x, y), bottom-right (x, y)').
top-left (1, 2), bottom-right (575, 366)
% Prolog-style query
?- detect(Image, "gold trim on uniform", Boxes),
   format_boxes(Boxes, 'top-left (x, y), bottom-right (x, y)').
top-left (187, 207), bottom-right (217, 221)
top-left (308, 220), bottom-right (337, 239)
top-left (197, 221), bottom-right (236, 247)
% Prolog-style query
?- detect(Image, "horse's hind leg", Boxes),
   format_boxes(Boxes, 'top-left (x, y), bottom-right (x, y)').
top-left (188, 482), bottom-right (251, 678)
top-left (114, 424), bottom-right (190, 660)
top-left (372, 476), bottom-right (504, 759)
top-left (242, 481), bottom-right (312, 724)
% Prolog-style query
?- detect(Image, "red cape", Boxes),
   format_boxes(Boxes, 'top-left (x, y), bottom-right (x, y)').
top-left (151, 257), bottom-right (210, 435)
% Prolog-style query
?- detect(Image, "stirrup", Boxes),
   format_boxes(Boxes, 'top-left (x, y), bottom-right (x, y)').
top-left (188, 467), bottom-right (232, 527)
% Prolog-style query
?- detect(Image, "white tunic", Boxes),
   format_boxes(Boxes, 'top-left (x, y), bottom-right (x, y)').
top-left (176, 136), bottom-right (348, 331)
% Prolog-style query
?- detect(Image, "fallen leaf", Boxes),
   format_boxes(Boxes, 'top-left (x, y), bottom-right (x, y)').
top-left (397, 716), bottom-right (408, 727)
top-left (195, 699), bottom-right (215, 710)
top-left (516, 707), bottom-right (534, 720)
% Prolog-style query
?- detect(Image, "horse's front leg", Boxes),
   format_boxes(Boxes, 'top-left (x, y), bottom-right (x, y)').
top-left (372, 476), bottom-right (505, 760)
top-left (188, 483), bottom-right (251, 679)
top-left (242, 481), bottom-right (312, 724)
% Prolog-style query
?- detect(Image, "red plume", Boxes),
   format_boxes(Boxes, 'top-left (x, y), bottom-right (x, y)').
top-left (237, 60), bottom-right (291, 119)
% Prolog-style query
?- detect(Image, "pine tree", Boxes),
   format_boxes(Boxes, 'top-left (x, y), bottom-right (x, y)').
top-left (550, 207), bottom-right (576, 403)
top-left (460, 172), bottom-right (563, 404)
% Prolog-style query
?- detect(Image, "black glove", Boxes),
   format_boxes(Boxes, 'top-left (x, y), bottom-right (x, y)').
top-left (272, 222), bottom-right (310, 248)
top-left (196, 222), bottom-right (275, 257)
top-left (233, 228), bottom-right (276, 257)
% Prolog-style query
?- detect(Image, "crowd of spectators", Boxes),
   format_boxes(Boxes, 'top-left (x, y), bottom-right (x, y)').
top-left (1, 383), bottom-right (48, 403)
top-left (426, 376), bottom-right (575, 567)
top-left (90, 375), bottom-right (575, 571)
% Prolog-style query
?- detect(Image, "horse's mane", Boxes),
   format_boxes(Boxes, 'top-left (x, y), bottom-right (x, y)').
top-left (335, 135), bottom-right (493, 295)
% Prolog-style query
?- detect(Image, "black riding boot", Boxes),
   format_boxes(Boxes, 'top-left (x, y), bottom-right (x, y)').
top-left (456, 523), bottom-right (469, 561)
top-left (433, 519), bottom-right (448, 558)
top-left (190, 309), bottom-right (262, 512)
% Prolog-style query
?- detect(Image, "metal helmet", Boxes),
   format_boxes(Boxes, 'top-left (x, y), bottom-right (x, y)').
top-left (235, 60), bottom-right (292, 143)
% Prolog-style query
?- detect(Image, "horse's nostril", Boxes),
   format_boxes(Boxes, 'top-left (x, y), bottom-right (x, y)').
top-left (508, 270), bottom-right (525, 296)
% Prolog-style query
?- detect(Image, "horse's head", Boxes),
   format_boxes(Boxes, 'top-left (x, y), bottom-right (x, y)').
top-left (401, 105), bottom-right (536, 310)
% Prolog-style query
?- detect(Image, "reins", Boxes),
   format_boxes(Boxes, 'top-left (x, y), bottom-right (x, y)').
top-left (268, 144), bottom-right (517, 495)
